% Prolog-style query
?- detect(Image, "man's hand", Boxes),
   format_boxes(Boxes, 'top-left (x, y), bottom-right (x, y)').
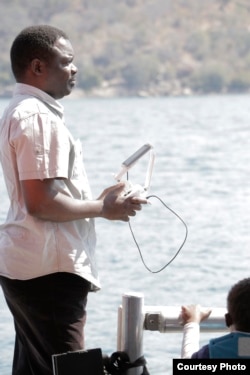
top-left (98, 182), bottom-right (147, 222)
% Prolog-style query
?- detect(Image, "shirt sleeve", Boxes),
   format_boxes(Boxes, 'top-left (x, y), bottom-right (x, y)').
top-left (12, 112), bottom-right (71, 180)
top-left (181, 322), bottom-right (200, 358)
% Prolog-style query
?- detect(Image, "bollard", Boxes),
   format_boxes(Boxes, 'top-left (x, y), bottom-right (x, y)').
top-left (118, 292), bottom-right (144, 375)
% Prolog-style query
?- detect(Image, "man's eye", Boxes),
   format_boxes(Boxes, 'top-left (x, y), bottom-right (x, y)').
top-left (62, 58), bottom-right (72, 65)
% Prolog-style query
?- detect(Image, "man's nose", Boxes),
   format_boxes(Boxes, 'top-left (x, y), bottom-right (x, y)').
top-left (72, 63), bottom-right (78, 74)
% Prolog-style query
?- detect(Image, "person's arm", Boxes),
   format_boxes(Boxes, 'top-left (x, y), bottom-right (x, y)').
top-left (20, 178), bottom-right (146, 222)
top-left (180, 304), bottom-right (211, 359)
top-left (181, 321), bottom-right (200, 359)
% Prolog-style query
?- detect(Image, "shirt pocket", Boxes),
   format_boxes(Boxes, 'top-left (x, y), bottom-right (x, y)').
top-left (71, 139), bottom-right (84, 180)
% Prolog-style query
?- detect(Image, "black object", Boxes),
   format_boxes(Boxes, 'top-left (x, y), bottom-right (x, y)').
top-left (52, 348), bottom-right (103, 375)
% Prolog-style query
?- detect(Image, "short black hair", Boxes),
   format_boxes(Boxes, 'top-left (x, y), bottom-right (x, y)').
top-left (10, 25), bottom-right (68, 80)
top-left (227, 278), bottom-right (250, 332)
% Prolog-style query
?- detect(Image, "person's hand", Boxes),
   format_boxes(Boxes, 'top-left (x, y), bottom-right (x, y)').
top-left (180, 304), bottom-right (212, 325)
top-left (98, 182), bottom-right (147, 222)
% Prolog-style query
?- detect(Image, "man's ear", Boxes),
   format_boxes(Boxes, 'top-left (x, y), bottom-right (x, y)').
top-left (225, 312), bottom-right (233, 327)
top-left (30, 59), bottom-right (45, 75)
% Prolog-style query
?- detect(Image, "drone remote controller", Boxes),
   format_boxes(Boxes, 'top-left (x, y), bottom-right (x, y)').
top-left (114, 144), bottom-right (155, 199)
top-left (123, 181), bottom-right (147, 198)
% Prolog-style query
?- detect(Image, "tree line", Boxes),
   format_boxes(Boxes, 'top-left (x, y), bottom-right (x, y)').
top-left (0, 0), bottom-right (250, 96)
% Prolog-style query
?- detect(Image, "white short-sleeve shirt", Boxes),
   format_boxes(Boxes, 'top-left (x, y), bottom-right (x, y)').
top-left (0, 83), bottom-right (100, 290)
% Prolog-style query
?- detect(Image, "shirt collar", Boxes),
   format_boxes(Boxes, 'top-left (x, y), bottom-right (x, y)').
top-left (13, 83), bottom-right (64, 118)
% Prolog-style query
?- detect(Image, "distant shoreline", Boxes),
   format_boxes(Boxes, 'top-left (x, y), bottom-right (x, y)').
top-left (1, 85), bottom-right (250, 100)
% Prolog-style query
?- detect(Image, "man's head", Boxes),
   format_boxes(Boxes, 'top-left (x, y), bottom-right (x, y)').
top-left (226, 278), bottom-right (250, 332)
top-left (10, 25), bottom-right (77, 99)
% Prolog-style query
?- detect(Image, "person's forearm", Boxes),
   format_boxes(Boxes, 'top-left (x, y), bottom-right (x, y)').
top-left (30, 191), bottom-right (104, 222)
top-left (21, 179), bottom-right (139, 222)
top-left (181, 322), bottom-right (200, 359)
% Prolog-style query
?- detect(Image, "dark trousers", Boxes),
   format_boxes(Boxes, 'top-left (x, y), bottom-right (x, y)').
top-left (0, 273), bottom-right (90, 375)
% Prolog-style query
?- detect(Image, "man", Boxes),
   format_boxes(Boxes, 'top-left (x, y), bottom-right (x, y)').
top-left (180, 278), bottom-right (250, 358)
top-left (0, 25), bottom-right (146, 375)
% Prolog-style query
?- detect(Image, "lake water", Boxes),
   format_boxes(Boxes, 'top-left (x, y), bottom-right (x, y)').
top-left (0, 95), bottom-right (250, 374)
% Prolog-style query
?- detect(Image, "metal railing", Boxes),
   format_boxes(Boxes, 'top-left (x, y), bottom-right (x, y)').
top-left (117, 292), bottom-right (227, 375)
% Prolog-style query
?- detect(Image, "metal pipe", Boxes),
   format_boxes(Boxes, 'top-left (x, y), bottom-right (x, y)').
top-left (117, 305), bottom-right (122, 351)
top-left (144, 305), bottom-right (227, 333)
top-left (119, 292), bottom-right (144, 375)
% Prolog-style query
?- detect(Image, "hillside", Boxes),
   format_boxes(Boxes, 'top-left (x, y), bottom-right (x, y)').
top-left (0, 0), bottom-right (250, 97)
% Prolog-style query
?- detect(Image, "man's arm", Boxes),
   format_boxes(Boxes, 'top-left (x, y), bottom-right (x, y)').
top-left (20, 178), bottom-right (145, 222)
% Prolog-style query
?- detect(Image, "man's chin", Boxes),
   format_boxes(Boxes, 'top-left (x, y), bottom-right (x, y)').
top-left (66, 83), bottom-right (76, 95)
top-left (59, 87), bottom-right (74, 99)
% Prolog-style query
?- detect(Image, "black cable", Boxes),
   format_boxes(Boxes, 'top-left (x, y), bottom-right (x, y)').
top-left (128, 194), bottom-right (188, 274)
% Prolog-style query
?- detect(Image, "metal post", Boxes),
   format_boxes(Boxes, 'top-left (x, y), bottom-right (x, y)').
top-left (117, 305), bottom-right (123, 351)
top-left (119, 292), bottom-right (144, 375)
